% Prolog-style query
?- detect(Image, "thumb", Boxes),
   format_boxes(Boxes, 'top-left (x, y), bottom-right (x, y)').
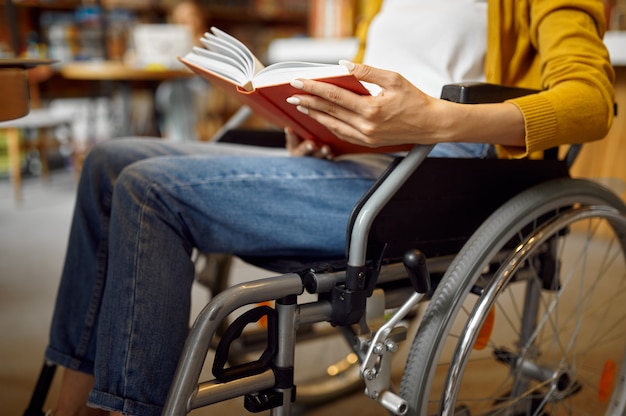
top-left (339, 60), bottom-right (390, 86)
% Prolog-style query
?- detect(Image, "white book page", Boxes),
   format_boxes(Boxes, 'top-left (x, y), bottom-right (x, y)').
top-left (183, 27), bottom-right (372, 92)
top-left (192, 46), bottom-right (241, 69)
top-left (210, 27), bottom-right (264, 77)
top-left (200, 35), bottom-right (252, 77)
top-left (252, 61), bottom-right (349, 88)
top-left (182, 50), bottom-right (248, 85)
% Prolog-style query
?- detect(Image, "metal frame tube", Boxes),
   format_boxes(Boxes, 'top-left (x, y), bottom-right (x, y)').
top-left (163, 273), bottom-right (304, 415)
top-left (348, 145), bottom-right (433, 266)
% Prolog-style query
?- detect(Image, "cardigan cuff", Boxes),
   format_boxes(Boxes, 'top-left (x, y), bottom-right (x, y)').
top-left (505, 94), bottom-right (559, 157)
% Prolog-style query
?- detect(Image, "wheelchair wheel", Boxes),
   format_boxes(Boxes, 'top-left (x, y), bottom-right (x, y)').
top-left (400, 178), bottom-right (626, 415)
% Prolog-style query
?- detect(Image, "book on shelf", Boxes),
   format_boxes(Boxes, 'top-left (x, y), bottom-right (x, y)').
top-left (179, 27), bottom-right (413, 155)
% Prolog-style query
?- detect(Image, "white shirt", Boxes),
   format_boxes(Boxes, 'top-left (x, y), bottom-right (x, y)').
top-left (363, 0), bottom-right (487, 98)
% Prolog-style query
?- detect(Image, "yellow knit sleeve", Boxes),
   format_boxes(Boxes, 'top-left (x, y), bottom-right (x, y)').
top-left (487, 0), bottom-right (614, 158)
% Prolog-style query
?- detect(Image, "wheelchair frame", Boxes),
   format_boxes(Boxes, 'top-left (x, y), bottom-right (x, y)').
top-left (163, 84), bottom-right (626, 415)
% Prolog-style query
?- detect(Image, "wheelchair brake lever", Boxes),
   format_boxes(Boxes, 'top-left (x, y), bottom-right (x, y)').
top-left (359, 250), bottom-right (430, 415)
top-left (403, 250), bottom-right (431, 294)
top-left (360, 290), bottom-right (424, 415)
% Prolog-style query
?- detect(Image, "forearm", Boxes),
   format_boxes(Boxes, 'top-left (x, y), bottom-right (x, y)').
top-left (440, 101), bottom-right (526, 148)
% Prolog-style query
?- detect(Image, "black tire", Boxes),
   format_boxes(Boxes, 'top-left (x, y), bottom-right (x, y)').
top-left (400, 178), bottom-right (626, 415)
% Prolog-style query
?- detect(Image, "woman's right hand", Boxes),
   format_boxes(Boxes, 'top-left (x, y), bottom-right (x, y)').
top-left (285, 127), bottom-right (334, 159)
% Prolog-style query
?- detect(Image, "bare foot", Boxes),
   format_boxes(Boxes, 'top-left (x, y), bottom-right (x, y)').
top-left (53, 368), bottom-right (107, 416)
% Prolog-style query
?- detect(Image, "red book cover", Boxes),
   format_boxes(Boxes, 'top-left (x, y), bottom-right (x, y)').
top-left (180, 57), bottom-right (413, 156)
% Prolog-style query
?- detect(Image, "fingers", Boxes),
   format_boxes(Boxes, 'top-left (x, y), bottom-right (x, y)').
top-left (288, 80), bottom-right (345, 116)
top-left (286, 63), bottom-right (394, 119)
top-left (318, 144), bottom-right (333, 159)
top-left (284, 127), bottom-right (300, 154)
top-left (288, 79), bottom-right (360, 124)
top-left (287, 78), bottom-right (377, 145)
top-left (284, 127), bottom-right (334, 159)
top-left (285, 64), bottom-right (412, 149)
top-left (294, 141), bottom-right (334, 159)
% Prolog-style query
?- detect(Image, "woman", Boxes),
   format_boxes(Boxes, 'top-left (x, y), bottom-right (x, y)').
top-left (46, 1), bottom-right (614, 415)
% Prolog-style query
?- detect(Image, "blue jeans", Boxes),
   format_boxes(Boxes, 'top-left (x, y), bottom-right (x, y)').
top-left (45, 138), bottom-right (491, 416)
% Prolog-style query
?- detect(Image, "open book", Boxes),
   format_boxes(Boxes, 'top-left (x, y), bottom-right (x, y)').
top-left (179, 27), bottom-right (412, 155)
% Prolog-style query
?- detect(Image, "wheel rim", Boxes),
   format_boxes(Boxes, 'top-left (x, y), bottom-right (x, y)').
top-left (438, 206), bottom-right (626, 415)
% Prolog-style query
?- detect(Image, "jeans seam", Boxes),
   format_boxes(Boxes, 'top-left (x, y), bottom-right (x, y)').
top-left (120, 180), bottom-right (155, 401)
top-left (73, 199), bottom-right (111, 367)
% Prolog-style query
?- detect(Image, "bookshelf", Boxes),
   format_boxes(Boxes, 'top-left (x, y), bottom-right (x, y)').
top-left (1, 0), bottom-right (310, 60)
top-left (0, 0), bottom-right (314, 141)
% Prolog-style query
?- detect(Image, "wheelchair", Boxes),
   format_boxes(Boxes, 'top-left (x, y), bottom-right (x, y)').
top-left (25, 83), bottom-right (626, 416)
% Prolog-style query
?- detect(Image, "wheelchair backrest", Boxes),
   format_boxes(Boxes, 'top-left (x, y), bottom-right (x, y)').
top-left (348, 156), bottom-right (570, 262)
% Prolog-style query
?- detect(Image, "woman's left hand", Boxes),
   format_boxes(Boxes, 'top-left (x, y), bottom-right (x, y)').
top-left (285, 127), bottom-right (334, 159)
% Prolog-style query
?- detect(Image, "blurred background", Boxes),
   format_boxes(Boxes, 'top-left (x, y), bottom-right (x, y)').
top-left (1, 0), bottom-right (626, 414)
top-left (0, 0), bottom-right (365, 177)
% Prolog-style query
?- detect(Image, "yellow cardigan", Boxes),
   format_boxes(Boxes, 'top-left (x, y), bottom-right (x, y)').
top-left (354, 0), bottom-right (615, 158)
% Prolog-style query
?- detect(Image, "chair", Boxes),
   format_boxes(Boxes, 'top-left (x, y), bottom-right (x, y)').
top-left (24, 83), bottom-right (626, 416)
top-left (0, 65), bottom-right (74, 204)
top-left (0, 109), bottom-right (74, 203)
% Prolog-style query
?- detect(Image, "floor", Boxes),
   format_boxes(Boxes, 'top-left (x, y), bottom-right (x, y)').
top-left (0, 171), bottom-right (392, 416)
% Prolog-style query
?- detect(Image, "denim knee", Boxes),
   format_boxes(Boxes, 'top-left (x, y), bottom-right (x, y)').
top-left (82, 140), bottom-right (151, 183)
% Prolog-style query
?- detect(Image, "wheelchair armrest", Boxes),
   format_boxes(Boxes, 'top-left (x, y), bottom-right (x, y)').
top-left (441, 82), bottom-right (614, 166)
top-left (440, 82), bottom-right (539, 104)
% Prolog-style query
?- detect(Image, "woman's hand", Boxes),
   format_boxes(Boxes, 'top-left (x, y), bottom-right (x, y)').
top-left (285, 127), bottom-right (334, 159)
top-left (286, 61), bottom-right (526, 149)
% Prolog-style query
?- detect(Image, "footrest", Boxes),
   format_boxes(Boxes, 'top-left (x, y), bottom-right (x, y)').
top-left (212, 305), bottom-right (277, 382)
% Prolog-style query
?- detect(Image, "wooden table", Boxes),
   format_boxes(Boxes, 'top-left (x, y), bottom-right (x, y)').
top-left (0, 59), bottom-right (54, 121)
top-left (59, 60), bottom-right (193, 137)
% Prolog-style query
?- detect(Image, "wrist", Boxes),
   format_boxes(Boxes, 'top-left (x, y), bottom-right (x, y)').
top-left (432, 99), bottom-right (467, 144)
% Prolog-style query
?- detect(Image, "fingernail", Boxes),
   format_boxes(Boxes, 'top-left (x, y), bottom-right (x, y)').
top-left (290, 79), bottom-right (305, 89)
top-left (286, 96), bottom-right (300, 105)
top-left (339, 60), bottom-right (355, 71)
top-left (321, 145), bottom-right (330, 155)
top-left (305, 142), bottom-right (314, 152)
top-left (296, 105), bottom-right (309, 115)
